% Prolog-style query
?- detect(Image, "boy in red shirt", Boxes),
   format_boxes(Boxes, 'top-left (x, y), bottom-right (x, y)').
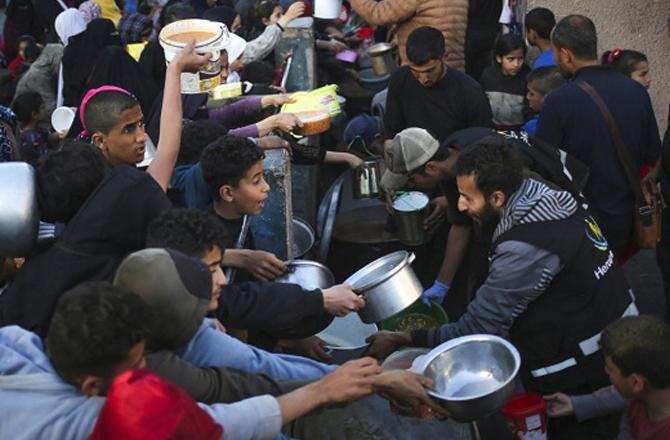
top-left (600, 316), bottom-right (670, 439)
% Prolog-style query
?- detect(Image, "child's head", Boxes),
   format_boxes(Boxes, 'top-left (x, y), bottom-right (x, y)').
top-left (256, 0), bottom-right (282, 26)
top-left (525, 66), bottom-right (566, 112)
top-left (23, 42), bottom-right (42, 64)
top-left (35, 140), bottom-right (110, 223)
top-left (46, 281), bottom-right (152, 396)
top-left (494, 33), bottom-right (526, 76)
top-left (602, 49), bottom-right (651, 89)
top-left (146, 208), bottom-right (229, 312)
top-left (82, 87), bottom-right (146, 166)
top-left (525, 8), bottom-right (555, 46)
top-left (178, 119), bottom-right (228, 166)
top-left (11, 91), bottom-right (44, 126)
top-left (201, 136), bottom-right (269, 217)
top-left (600, 316), bottom-right (670, 399)
top-left (16, 35), bottom-right (36, 59)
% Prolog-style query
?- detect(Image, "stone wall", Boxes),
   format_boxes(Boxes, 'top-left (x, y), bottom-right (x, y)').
top-left (527, 0), bottom-right (669, 134)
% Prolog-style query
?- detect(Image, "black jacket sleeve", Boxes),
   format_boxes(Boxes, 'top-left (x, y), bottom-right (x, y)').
top-left (217, 281), bottom-right (334, 339)
top-left (145, 350), bottom-right (311, 404)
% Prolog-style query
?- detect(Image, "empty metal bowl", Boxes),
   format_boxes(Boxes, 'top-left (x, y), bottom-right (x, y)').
top-left (292, 217), bottom-right (315, 259)
top-left (418, 335), bottom-right (521, 422)
top-left (275, 260), bottom-right (334, 291)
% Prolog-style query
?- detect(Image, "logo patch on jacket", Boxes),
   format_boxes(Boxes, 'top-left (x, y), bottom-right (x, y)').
top-left (584, 217), bottom-right (609, 251)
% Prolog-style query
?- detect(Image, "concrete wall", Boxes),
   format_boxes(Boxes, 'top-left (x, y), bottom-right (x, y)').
top-left (527, 0), bottom-right (670, 134)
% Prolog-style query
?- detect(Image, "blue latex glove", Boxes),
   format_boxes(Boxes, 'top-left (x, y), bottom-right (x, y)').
top-left (421, 280), bottom-right (450, 307)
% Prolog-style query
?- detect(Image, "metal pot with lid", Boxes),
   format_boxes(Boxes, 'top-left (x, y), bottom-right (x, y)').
top-left (345, 250), bottom-right (423, 323)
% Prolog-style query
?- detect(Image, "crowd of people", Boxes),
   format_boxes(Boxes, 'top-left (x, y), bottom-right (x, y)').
top-left (0, 0), bottom-right (669, 439)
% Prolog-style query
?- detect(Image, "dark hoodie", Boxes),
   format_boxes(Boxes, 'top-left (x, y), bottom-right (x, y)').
top-left (113, 248), bottom-right (309, 403)
top-left (0, 165), bottom-right (171, 336)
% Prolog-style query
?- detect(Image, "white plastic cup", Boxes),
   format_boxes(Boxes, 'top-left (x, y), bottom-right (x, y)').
top-left (313, 0), bottom-right (342, 19)
top-left (51, 106), bottom-right (77, 135)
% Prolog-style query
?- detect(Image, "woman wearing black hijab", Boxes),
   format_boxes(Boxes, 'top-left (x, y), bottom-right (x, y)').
top-left (86, 46), bottom-right (160, 117)
top-left (3, 0), bottom-right (43, 60)
top-left (61, 18), bottom-right (122, 107)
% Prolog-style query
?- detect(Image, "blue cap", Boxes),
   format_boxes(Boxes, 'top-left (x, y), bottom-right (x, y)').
top-left (343, 113), bottom-right (379, 147)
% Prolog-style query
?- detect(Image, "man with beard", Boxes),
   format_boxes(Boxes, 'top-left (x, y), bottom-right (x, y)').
top-left (535, 15), bottom-right (660, 256)
top-left (370, 137), bottom-right (638, 438)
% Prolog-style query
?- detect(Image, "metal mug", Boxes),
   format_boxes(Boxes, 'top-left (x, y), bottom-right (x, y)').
top-left (352, 160), bottom-right (381, 199)
top-left (367, 42), bottom-right (395, 76)
top-left (392, 191), bottom-right (430, 246)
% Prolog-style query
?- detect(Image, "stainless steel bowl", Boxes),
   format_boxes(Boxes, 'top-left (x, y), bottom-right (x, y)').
top-left (345, 251), bottom-right (423, 323)
top-left (292, 217), bottom-right (315, 259)
top-left (317, 312), bottom-right (378, 364)
top-left (0, 162), bottom-right (39, 257)
top-left (275, 260), bottom-right (334, 291)
top-left (418, 335), bottom-right (521, 422)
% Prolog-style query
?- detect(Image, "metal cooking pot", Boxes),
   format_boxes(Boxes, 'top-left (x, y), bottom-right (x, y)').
top-left (317, 312), bottom-right (378, 364)
top-left (352, 160), bottom-right (382, 199)
top-left (275, 260), bottom-right (334, 291)
top-left (345, 251), bottom-right (422, 323)
top-left (0, 162), bottom-right (39, 257)
top-left (367, 42), bottom-right (395, 76)
top-left (417, 335), bottom-right (521, 422)
top-left (292, 217), bottom-right (315, 259)
top-left (392, 191), bottom-right (430, 246)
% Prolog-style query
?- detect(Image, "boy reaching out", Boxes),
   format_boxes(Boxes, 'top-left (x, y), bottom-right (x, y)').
top-left (83, 40), bottom-right (210, 191)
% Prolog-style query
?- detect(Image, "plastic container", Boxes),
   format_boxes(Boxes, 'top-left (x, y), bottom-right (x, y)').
top-left (159, 19), bottom-right (229, 94)
top-left (313, 0), bottom-right (342, 19)
top-left (51, 106), bottom-right (77, 135)
top-left (281, 93), bottom-right (331, 137)
top-left (310, 84), bottom-right (341, 117)
top-left (502, 393), bottom-right (548, 440)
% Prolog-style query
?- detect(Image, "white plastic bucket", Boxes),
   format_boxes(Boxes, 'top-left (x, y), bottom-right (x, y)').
top-left (313, 0), bottom-right (342, 19)
top-left (159, 19), bottom-right (229, 94)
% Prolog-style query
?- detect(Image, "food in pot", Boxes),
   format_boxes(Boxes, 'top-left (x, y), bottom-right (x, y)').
top-left (168, 31), bottom-right (217, 44)
top-left (293, 111), bottom-right (331, 136)
top-left (394, 314), bottom-right (438, 332)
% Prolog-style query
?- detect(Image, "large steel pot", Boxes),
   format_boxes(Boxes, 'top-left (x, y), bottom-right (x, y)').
top-left (317, 312), bottom-right (378, 364)
top-left (367, 42), bottom-right (395, 76)
top-left (417, 335), bottom-right (521, 422)
top-left (0, 162), bottom-right (39, 257)
top-left (345, 251), bottom-right (422, 323)
top-left (275, 260), bottom-right (334, 291)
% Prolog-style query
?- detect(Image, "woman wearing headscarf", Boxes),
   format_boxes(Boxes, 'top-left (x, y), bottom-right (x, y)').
top-left (54, 9), bottom-right (88, 107)
top-left (85, 46), bottom-right (159, 116)
top-left (15, 44), bottom-right (64, 118)
top-left (117, 12), bottom-right (154, 45)
top-left (61, 18), bottom-right (122, 107)
top-left (78, 1), bottom-right (102, 24)
top-left (3, 0), bottom-right (43, 60)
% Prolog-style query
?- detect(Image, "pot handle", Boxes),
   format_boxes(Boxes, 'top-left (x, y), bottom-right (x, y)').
top-left (407, 252), bottom-right (416, 265)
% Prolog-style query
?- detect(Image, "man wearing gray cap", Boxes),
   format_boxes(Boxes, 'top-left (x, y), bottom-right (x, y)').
top-left (381, 127), bottom-right (475, 313)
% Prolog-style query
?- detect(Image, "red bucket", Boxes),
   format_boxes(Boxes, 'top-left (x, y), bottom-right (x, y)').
top-left (501, 392), bottom-right (548, 439)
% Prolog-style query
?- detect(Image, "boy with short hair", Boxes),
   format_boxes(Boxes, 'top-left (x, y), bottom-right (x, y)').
top-left (525, 7), bottom-right (557, 69)
top-left (522, 66), bottom-right (566, 136)
top-left (146, 208), bottom-right (363, 354)
top-left (600, 316), bottom-right (670, 439)
top-left (83, 42), bottom-right (210, 192)
top-left (201, 135), bottom-right (286, 281)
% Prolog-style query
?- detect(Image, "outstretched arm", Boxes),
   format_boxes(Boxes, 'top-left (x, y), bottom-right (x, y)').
top-left (148, 42), bottom-right (211, 191)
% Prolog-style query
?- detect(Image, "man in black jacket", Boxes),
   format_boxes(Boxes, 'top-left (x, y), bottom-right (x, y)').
top-left (371, 137), bottom-right (637, 439)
